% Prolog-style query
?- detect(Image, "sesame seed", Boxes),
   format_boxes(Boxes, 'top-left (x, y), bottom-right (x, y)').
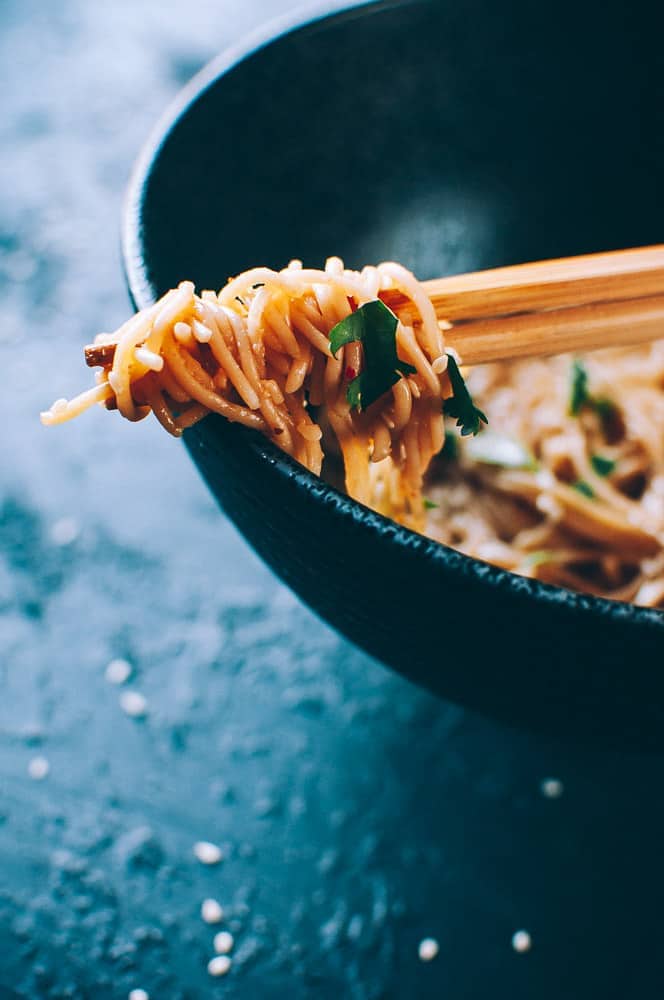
top-left (193, 841), bottom-right (223, 865)
top-left (418, 937), bottom-right (439, 962)
top-left (512, 930), bottom-right (532, 953)
top-left (28, 756), bottom-right (50, 781)
top-left (119, 691), bottom-right (148, 718)
top-left (201, 899), bottom-right (224, 924)
top-left (207, 955), bottom-right (231, 977)
top-left (129, 991), bottom-right (149, 1000)
top-left (213, 930), bottom-right (234, 954)
top-left (105, 658), bottom-right (132, 685)
top-left (50, 517), bottom-right (79, 546)
top-left (540, 778), bottom-right (564, 799)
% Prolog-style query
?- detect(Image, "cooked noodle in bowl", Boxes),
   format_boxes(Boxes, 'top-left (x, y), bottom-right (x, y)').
top-left (423, 346), bottom-right (664, 607)
top-left (41, 257), bottom-right (664, 609)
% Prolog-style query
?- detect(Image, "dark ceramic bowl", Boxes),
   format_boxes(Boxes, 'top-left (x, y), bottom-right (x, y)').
top-left (123, 0), bottom-right (664, 750)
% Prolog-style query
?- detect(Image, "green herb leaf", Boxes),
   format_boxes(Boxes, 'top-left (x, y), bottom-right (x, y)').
top-left (592, 396), bottom-right (620, 436)
top-left (590, 454), bottom-right (616, 477)
top-left (443, 355), bottom-right (488, 437)
top-left (329, 300), bottom-right (416, 411)
top-left (569, 361), bottom-right (620, 437)
top-left (443, 429), bottom-right (459, 460)
top-left (569, 359), bottom-right (590, 415)
top-left (423, 498), bottom-right (439, 510)
top-left (464, 431), bottom-right (537, 470)
top-left (572, 479), bottom-right (595, 499)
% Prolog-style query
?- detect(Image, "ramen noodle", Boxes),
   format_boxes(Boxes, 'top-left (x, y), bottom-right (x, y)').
top-left (41, 259), bottom-right (452, 530)
top-left (423, 346), bottom-right (664, 607)
top-left (41, 258), bottom-right (664, 607)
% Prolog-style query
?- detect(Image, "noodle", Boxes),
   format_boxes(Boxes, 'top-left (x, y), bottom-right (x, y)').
top-left (41, 259), bottom-right (449, 529)
top-left (41, 257), bottom-right (664, 609)
top-left (424, 346), bottom-right (664, 608)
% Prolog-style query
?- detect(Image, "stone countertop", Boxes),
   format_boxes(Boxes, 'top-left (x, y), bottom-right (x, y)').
top-left (2, 1), bottom-right (664, 997)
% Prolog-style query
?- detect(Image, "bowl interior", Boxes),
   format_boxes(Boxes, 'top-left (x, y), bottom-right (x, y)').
top-left (134, 0), bottom-right (664, 297)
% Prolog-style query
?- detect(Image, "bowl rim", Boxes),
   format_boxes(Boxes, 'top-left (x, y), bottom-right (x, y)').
top-left (121, 0), bottom-right (664, 636)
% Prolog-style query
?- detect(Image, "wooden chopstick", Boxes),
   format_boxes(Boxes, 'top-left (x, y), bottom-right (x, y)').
top-left (445, 293), bottom-right (664, 366)
top-left (421, 245), bottom-right (664, 321)
top-left (384, 245), bottom-right (664, 365)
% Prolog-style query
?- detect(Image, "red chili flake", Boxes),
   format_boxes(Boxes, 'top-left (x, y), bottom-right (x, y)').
top-left (345, 366), bottom-right (357, 380)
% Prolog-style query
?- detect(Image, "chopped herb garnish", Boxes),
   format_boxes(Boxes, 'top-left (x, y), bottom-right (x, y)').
top-left (569, 359), bottom-right (590, 415)
top-left (572, 479), bottom-right (595, 499)
top-left (593, 396), bottom-right (619, 436)
top-left (329, 300), bottom-right (416, 411)
top-left (423, 498), bottom-right (439, 510)
top-left (569, 361), bottom-right (620, 438)
top-left (591, 454), bottom-right (616, 477)
top-left (443, 429), bottom-right (459, 460)
top-left (443, 355), bottom-right (488, 437)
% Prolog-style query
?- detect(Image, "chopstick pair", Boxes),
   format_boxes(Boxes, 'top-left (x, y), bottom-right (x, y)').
top-left (386, 245), bottom-right (664, 365)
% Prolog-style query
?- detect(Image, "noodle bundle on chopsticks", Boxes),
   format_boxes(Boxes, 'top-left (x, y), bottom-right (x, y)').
top-left (41, 255), bottom-right (664, 608)
top-left (41, 258), bottom-right (454, 529)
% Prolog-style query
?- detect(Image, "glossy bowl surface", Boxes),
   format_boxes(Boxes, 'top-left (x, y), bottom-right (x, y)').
top-left (124, 0), bottom-right (664, 749)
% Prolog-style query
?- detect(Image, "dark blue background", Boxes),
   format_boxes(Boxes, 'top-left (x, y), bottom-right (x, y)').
top-left (2, 1), bottom-right (664, 996)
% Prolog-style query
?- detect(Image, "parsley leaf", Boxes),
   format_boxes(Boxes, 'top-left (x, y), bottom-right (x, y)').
top-left (443, 355), bottom-right (488, 437)
top-left (443, 429), bottom-right (459, 460)
top-left (329, 300), bottom-right (416, 411)
top-left (591, 454), bottom-right (616, 477)
top-left (593, 396), bottom-right (620, 438)
top-left (423, 498), bottom-right (439, 510)
top-left (569, 362), bottom-right (620, 438)
top-left (569, 359), bottom-right (590, 415)
top-left (572, 479), bottom-right (595, 499)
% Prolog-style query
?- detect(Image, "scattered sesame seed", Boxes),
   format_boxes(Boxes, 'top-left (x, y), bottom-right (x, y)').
top-left (119, 691), bottom-right (148, 718)
top-left (540, 778), bottom-right (564, 799)
top-left (418, 937), bottom-right (439, 962)
top-left (105, 658), bottom-right (132, 685)
top-left (213, 930), bottom-right (234, 954)
top-left (193, 841), bottom-right (223, 865)
top-left (28, 756), bottom-right (50, 781)
top-left (129, 991), bottom-right (149, 1000)
top-left (50, 517), bottom-right (79, 546)
top-left (201, 899), bottom-right (224, 924)
top-left (207, 955), bottom-right (231, 977)
top-left (512, 930), bottom-right (532, 953)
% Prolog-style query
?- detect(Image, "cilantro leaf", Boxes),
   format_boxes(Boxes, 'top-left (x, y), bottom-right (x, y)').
top-left (591, 454), bottom-right (616, 477)
top-left (569, 360), bottom-right (620, 435)
top-left (329, 300), bottom-right (416, 411)
top-left (423, 498), bottom-right (439, 510)
top-left (592, 396), bottom-right (620, 438)
top-left (443, 355), bottom-right (488, 437)
top-left (572, 479), bottom-right (595, 499)
top-left (443, 429), bottom-right (459, 460)
top-left (569, 359), bottom-right (590, 415)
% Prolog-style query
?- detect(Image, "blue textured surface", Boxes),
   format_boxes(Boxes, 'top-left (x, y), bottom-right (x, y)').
top-left (3, 1), bottom-right (664, 998)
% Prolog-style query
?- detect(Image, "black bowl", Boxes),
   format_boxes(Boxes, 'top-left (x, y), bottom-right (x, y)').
top-left (124, 0), bottom-right (664, 750)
